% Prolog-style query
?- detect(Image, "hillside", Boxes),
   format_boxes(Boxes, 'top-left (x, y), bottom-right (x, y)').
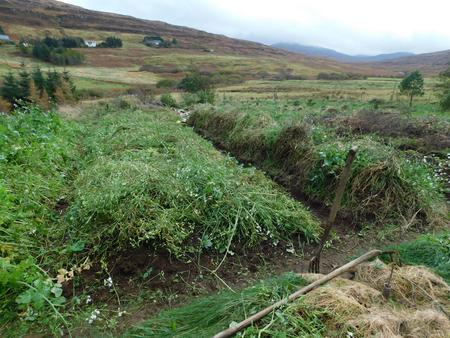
top-left (0, 0), bottom-right (285, 57)
top-left (0, 0), bottom-right (390, 84)
top-left (372, 49), bottom-right (450, 74)
top-left (272, 42), bottom-right (414, 63)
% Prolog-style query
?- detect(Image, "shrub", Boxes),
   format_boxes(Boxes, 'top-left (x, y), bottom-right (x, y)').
top-left (98, 36), bottom-right (123, 48)
top-left (197, 89), bottom-right (216, 104)
top-left (156, 79), bottom-right (177, 88)
top-left (178, 71), bottom-right (211, 93)
top-left (182, 93), bottom-right (200, 107)
top-left (160, 93), bottom-right (177, 107)
top-left (440, 92), bottom-right (450, 111)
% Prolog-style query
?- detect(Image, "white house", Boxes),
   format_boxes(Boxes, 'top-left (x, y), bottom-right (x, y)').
top-left (0, 34), bottom-right (11, 42)
top-left (84, 40), bottom-right (97, 48)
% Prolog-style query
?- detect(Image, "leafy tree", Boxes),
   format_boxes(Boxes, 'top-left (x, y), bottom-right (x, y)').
top-left (172, 38), bottom-right (178, 45)
top-left (1, 72), bottom-right (19, 104)
top-left (178, 71), bottom-right (211, 93)
top-left (399, 70), bottom-right (425, 107)
top-left (0, 26), bottom-right (5, 35)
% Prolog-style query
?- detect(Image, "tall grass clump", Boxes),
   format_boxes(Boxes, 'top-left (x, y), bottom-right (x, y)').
top-left (0, 105), bottom-right (78, 332)
top-left (382, 231), bottom-right (450, 283)
top-left (125, 273), bottom-right (326, 338)
top-left (67, 106), bottom-right (320, 258)
top-left (189, 103), bottom-right (446, 227)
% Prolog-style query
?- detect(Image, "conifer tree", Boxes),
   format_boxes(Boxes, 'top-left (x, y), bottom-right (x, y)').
top-left (46, 70), bottom-right (61, 100)
top-left (32, 67), bottom-right (46, 94)
top-left (1, 72), bottom-right (19, 104)
top-left (17, 68), bottom-right (31, 101)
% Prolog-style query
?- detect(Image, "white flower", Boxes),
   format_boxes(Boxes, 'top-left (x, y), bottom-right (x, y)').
top-left (86, 295), bottom-right (92, 304)
top-left (86, 309), bottom-right (100, 324)
top-left (104, 277), bottom-right (113, 288)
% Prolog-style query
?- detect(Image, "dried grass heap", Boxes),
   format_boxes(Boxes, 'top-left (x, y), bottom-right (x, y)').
top-left (298, 262), bottom-right (450, 337)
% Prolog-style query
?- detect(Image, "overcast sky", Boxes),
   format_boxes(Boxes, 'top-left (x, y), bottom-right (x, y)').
top-left (60, 0), bottom-right (450, 55)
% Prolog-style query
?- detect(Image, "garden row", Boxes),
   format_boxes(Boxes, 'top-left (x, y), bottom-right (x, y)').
top-left (189, 101), bottom-right (447, 228)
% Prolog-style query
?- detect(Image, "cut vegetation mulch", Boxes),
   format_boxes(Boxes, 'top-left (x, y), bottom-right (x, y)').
top-left (189, 103), bottom-right (447, 228)
top-left (69, 104), bottom-right (320, 258)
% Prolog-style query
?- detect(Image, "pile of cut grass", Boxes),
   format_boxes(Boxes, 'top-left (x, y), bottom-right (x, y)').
top-left (67, 104), bottom-right (320, 258)
top-left (0, 105), bottom-right (79, 331)
top-left (189, 101), bottom-right (446, 227)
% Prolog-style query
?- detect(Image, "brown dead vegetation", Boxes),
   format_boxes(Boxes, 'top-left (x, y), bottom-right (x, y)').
top-left (299, 261), bottom-right (450, 337)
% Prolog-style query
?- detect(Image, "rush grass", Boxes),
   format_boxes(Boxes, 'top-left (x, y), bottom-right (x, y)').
top-left (189, 100), bottom-right (447, 227)
top-left (67, 104), bottom-right (320, 258)
top-left (125, 272), bottom-right (327, 338)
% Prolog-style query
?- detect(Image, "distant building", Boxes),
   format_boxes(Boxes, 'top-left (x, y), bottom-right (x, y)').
top-left (85, 40), bottom-right (97, 48)
top-left (0, 34), bottom-right (11, 42)
top-left (143, 36), bottom-right (164, 47)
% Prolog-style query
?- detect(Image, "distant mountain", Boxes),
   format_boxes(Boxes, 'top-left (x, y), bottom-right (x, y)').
top-left (271, 43), bottom-right (415, 63)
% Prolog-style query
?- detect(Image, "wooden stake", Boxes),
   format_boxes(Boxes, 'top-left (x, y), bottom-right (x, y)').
top-left (309, 145), bottom-right (358, 273)
top-left (213, 249), bottom-right (382, 338)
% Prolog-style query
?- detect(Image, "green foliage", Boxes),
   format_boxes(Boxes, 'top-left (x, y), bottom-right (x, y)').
top-left (30, 40), bottom-right (85, 66)
top-left (126, 273), bottom-right (326, 337)
top-left (178, 71), bottom-right (212, 93)
top-left (32, 67), bottom-right (46, 93)
top-left (437, 67), bottom-right (450, 111)
top-left (98, 36), bottom-right (123, 48)
top-left (399, 70), bottom-right (425, 107)
top-left (0, 105), bottom-right (77, 331)
top-left (18, 67), bottom-right (31, 101)
top-left (1, 68), bottom-right (75, 107)
top-left (1, 72), bottom-right (19, 104)
top-left (68, 107), bottom-right (319, 258)
top-left (160, 93), bottom-right (177, 107)
top-left (156, 79), bottom-right (177, 88)
top-left (383, 232), bottom-right (450, 283)
top-left (197, 89), bottom-right (216, 104)
top-left (317, 72), bottom-right (367, 80)
top-left (0, 26), bottom-right (4, 35)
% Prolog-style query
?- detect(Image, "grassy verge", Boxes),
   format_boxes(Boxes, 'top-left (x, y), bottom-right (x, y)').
top-left (382, 231), bottom-right (450, 283)
top-left (189, 100), bottom-right (446, 228)
top-left (0, 105), bottom-right (79, 334)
